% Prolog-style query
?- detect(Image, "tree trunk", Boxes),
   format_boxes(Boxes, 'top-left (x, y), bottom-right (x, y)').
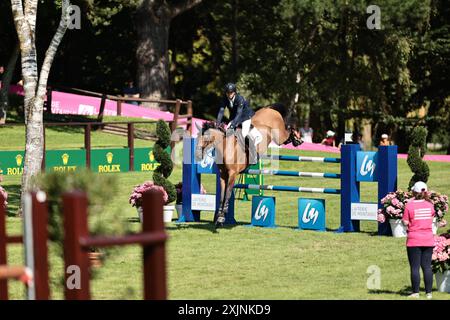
top-left (135, 0), bottom-right (202, 108)
top-left (11, 0), bottom-right (69, 210)
top-left (136, 3), bottom-right (171, 108)
top-left (231, 0), bottom-right (239, 82)
top-left (0, 43), bottom-right (20, 123)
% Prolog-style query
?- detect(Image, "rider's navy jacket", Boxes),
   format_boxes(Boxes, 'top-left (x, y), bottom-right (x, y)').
top-left (216, 93), bottom-right (255, 129)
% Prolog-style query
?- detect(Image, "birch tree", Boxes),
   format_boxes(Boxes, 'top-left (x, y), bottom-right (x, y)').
top-left (10, 0), bottom-right (72, 206)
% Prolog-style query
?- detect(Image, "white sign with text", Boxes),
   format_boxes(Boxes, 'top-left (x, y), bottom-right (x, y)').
top-left (351, 203), bottom-right (378, 221)
top-left (191, 194), bottom-right (216, 211)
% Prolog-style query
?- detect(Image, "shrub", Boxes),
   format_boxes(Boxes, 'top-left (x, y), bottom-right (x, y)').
top-left (153, 120), bottom-right (176, 204)
top-left (407, 126), bottom-right (429, 190)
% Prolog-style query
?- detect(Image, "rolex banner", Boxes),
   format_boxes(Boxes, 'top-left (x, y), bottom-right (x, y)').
top-left (0, 151), bottom-right (25, 176)
top-left (45, 150), bottom-right (86, 172)
top-left (0, 147), bottom-right (165, 175)
top-left (91, 148), bottom-right (130, 173)
top-left (134, 147), bottom-right (160, 172)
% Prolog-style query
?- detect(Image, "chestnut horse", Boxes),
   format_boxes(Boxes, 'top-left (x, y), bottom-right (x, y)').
top-left (195, 104), bottom-right (302, 227)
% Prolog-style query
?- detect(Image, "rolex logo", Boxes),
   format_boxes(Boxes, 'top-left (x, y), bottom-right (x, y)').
top-left (148, 151), bottom-right (155, 162)
top-left (16, 154), bottom-right (23, 166)
top-left (106, 152), bottom-right (113, 164)
top-left (62, 153), bottom-right (70, 165)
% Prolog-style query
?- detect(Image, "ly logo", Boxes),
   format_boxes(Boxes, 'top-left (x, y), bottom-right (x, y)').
top-left (254, 201), bottom-right (269, 221)
top-left (302, 202), bottom-right (319, 225)
top-left (200, 148), bottom-right (214, 169)
top-left (360, 155), bottom-right (375, 177)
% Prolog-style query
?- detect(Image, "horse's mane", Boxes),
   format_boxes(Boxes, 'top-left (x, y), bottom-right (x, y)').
top-left (201, 121), bottom-right (226, 134)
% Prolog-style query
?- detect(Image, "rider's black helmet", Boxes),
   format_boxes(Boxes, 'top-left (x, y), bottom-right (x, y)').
top-left (224, 83), bottom-right (237, 94)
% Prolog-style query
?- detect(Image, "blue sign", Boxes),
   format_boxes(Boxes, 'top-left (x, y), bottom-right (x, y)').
top-left (251, 196), bottom-right (276, 228)
top-left (356, 151), bottom-right (378, 182)
top-left (298, 198), bottom-right (326, 231)
top-left (196, 147), bottom-right (218, 174)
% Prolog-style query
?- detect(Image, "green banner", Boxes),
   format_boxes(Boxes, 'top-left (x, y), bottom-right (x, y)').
top-left (134, 147), bottom-right (160, 172)
top-left (244, 161), bottom-right (264, 197)
top-left (45, 150), bottom-right (86, 173)
top-left (0, 151), bottom-right (25, 176)
top-left (91, 148), bottom-right (129, 173)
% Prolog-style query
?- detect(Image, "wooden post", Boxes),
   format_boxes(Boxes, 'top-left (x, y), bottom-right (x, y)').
top-left (142, 191), bottom-right (167, 300)
top-left (170, 100), bottom-right (181, 150)
top-left (96, 94), bottom-right (107, 124)
top-left (46, 87), bottom-right (52, 115)
top-left (85, 124), bottom-right (91, 169)
top-left (0, 193), bottom-right (8, 300)
top-left (30, 192), bottom-right (50, 300)
top-left (117, 99), bottom-right (122, 116)
top-left (63, 192), bottom-right (91, 300)
top-left (187, 100), bottom-right (193, 134)
top-left (128, 123), bottom-right (135, 172)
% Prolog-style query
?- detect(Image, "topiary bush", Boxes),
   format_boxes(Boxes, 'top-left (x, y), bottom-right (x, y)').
top-left (152, 120), bottom-right (176, 204)
top-left (407, 126), bottom-right (430, 189)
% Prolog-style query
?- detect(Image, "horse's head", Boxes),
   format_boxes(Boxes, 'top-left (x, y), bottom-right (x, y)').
top-left (194, 121), bottom-right (226, 161)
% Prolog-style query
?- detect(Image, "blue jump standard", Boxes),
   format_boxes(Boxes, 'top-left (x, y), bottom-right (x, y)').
top-left (234, 184), bottom-right (341, 195)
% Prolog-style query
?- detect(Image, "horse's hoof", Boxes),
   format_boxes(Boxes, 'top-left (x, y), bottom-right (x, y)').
top-left (217, 216), bottom-right (225, 224)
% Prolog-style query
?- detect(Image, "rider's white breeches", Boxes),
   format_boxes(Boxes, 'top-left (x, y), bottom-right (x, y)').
top-left (241, 119), bottom-right (252, 137)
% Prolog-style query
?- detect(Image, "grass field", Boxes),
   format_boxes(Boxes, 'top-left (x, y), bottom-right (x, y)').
top-left (1, 125), bottom-right (450, 300)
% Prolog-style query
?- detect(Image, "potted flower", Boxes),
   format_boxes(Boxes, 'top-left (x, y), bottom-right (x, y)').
top-left (432, 232), bottom-right (450, 292)
top-left (129, 181), bottom-right (168, 222)
top-left (175, 182), bottom-right (183, 219)
top-left (174, 182), bottom-right (207, 219)
top-left (377, 190), bottom-right (411, 237)
top-left (428, 191), bottom-right (448, 233)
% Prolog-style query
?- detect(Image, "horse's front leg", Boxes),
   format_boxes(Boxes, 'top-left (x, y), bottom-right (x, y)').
top-left (216, 171), bottom-right (237, 226)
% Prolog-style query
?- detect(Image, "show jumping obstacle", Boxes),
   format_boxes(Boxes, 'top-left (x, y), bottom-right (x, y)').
top-left (0, 191), bottom-right (167, 300)
top-left (180, 137), bottom-right (398, 234)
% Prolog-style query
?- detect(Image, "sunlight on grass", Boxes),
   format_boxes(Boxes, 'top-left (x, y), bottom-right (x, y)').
top-left (1, 127), bottom-right (449, 299)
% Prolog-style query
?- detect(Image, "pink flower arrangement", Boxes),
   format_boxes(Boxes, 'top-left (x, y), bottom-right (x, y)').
top-left (432, 232), bottom-right (450, 273)
top-left (377, 189), bottom-right (448, 226)
top-left (377, 190), bottom-right (411, 222)
top-left (0, 186), bottom-right (7, 209)
top-left (129, 181), bottom-right (168, 208)
top-left (427, 191), bottom-right (448, 225)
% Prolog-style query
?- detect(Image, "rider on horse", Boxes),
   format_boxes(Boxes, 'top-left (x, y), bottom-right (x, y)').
top-left (216, 83), bottom-right (259, 164)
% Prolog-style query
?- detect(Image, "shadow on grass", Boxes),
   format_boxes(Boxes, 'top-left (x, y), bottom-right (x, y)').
top-left (368, 286), bottom-right (422, 297)
top-left (166, 220), bottom-right (246, 233)
top-left (4, 184), bottom-right (21, 217)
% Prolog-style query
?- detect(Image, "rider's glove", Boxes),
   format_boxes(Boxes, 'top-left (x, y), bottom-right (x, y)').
top-left (226, 128), bottom-right (235, 137)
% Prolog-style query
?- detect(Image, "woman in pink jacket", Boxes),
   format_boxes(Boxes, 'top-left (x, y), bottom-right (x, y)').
top-left (402, 181), bottom-right (435, 299)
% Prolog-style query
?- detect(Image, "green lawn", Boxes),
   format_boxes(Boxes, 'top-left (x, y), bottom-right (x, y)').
top-left (1, 126), bottom-right (450, 300)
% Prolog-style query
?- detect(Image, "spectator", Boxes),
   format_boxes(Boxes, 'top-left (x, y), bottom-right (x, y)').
top-left (123, 80), bottom-right (140, 105)
top-left (379, 133), bottom-right (390, 146)
top-left (300, 119), bottom-right (313, 143)
top-left (321, 130), bottom-right (336, 147)
top-left (402, 181), bottom-right (435, 299)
